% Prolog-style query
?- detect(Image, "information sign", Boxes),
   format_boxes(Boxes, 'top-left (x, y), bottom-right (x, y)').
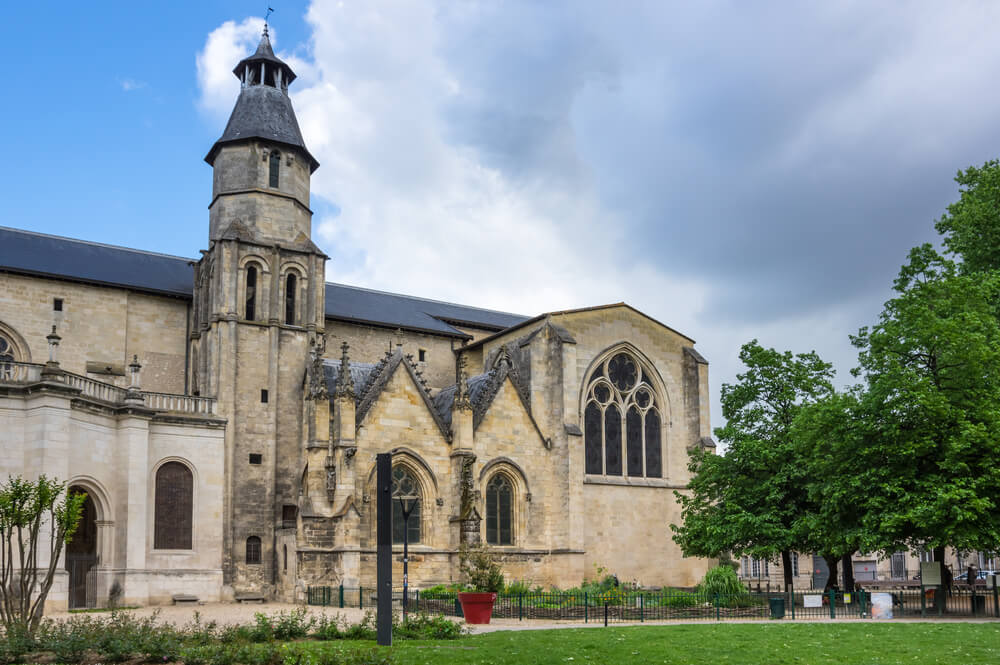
top-left (920, 561), bottom-right (941, 586)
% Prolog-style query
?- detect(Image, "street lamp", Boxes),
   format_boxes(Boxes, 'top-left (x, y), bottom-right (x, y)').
top-left (397, 494), bottom-right (419, 621)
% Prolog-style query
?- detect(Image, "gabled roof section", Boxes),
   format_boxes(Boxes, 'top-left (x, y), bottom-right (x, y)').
top-left (0, 226), bottom-right (194, 298)
top-left (351, 349), bottom-right (451, 441)
top-left (433, 353), bottom-right (551, 447)
top-left (463, 303), bottom-right (697, 350)
top-left (324, 282), bottom-right (529, 338)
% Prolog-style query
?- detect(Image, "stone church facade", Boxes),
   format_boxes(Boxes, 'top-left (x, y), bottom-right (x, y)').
top-left (0, 29), bottom-right (714, 610)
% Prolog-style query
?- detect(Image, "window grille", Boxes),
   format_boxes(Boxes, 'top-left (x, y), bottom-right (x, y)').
top-left (246, 536), bottom-right (262, 564)
top-left (153, 462), bottom-right (193, 549)
top-left (485, 475), bottom-right (513, 545)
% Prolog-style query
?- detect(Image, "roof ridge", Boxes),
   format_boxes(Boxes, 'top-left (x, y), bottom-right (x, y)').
top-left (0, 226), bottom-right (197, 263)
top-left (324, 281), bottom-right (528, 318)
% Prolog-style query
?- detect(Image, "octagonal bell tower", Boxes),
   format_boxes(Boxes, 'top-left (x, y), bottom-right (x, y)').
top-left (191, 25), bottom-right (326, 598)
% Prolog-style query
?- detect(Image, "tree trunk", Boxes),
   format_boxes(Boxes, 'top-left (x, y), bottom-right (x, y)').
top-left (841, 553), bottom-right (855, 591)
top-left (781, 550), bottom-right (794, 591)
top-left (823, 555), bottom-right (840, 592)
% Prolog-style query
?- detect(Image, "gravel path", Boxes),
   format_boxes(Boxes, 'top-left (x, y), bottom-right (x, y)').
top-left (44, 602), bottom-right (997, 634)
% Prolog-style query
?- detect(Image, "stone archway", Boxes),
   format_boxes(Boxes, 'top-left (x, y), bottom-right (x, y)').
top-left (64, 488), bottom-right (98, 609)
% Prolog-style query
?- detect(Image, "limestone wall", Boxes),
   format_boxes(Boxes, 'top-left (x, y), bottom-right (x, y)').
top-left (0, 274), bottom-right (189, 394)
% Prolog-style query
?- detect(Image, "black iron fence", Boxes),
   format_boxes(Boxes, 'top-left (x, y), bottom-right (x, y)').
top-left (306, 584), bottom-right (1000, 623)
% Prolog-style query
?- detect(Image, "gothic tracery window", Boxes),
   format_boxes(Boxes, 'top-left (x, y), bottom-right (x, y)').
top-left (153, 462), bottom-right (193, 550)
top-left (391, 466), bottom-right (421, 544)
top-left (584, 351), bottom-right (662, 478)
top-left (485, 474), bottom-right (513, 545)
top-left (0, 335), bottom-right (14, 364)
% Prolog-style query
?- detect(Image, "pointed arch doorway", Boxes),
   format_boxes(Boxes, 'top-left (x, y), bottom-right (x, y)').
top-left (64, 487), bottom-right (98, 609)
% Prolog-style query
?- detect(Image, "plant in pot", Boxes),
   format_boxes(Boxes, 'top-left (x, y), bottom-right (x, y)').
top-left (457, 543), bottom-right (504, 624)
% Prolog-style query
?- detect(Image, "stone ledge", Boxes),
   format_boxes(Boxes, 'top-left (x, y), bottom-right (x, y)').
top-left (583, 475), bottom-right (686, 489)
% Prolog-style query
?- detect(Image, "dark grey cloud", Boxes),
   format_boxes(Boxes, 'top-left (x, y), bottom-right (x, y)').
top-left (429, 1), bottom-right (1000, 323)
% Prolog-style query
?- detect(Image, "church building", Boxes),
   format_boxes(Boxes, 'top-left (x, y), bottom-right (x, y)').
top-left (0, 28), bottom-right (715, 609)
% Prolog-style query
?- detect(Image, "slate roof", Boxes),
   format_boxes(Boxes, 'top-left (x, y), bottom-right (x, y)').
top-left (432, 373), bottom-right (491, 430)
top-left (0, 226), bottom-right (193, 297)
top-left (0, 226), bottom-right (530, 337)
top-left (323, 282), bottom-right (528, 337)
top-left (322, 359), bottom-right (376, 397)
top-left (205, 84), bottom-right (318, 172)
top-left (233, 30), bottom-right (295, 84)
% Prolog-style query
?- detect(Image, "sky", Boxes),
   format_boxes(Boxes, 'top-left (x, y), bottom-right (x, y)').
top-left (4, 1), bottom-right (1000, 430)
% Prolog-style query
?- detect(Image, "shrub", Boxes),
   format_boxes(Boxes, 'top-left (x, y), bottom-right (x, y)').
top-left (36, 616), bottom-right (94, 663)
top-left (0, 624), bottom-right (36, 664)
top-left (459, 544), bottom-right (504, 592)
top-left (393, 612), bottom-right (466, 640)
top-left (418, 584), bottom-right (460, 599)
top-left (659, 590), bottom-right (698, 609)
top-left (312, 614), bottom-right (344, 641)
top-left (698, 565), bottom-right (747, 598)
top-left (272, 607), bottom-right (315, 641)
top-left (342, 611), bottom-right (377, 641)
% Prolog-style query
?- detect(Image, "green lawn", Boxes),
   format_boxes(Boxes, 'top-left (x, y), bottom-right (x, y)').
top-left (306, 622), bottom-right (1000, 665)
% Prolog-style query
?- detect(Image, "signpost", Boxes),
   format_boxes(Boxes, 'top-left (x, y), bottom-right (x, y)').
top-left (376, 453), bottom-right (392, 646)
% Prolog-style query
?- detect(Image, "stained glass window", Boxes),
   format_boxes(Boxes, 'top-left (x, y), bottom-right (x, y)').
top-left (645, 410), bottom-right (662, 478)
top-left (627, 407), bottom-right (643, 476)
top-left (485, 475), bottom-right (513, 545)
top-left (604, 403), bottom-right (622, 475)
top-left (583, 349), bottom-right (663, 478)
top-left (154, 462), bottom-right (193, 549)
top-left (391, 466), bottom-right (421, 544)
top-left (585, 402), bottom-right (603, 474)
top-left (0, 336), bottom-right (13, 366)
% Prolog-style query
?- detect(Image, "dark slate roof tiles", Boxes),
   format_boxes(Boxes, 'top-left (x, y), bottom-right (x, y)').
top-left (323, 282), bottom-right (528, 338)
top-left (0, 226), bottom-right (193, 297)
top-left (322, 359), bottom-right (376, 398)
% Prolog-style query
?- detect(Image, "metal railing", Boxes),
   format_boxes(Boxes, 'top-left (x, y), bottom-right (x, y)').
top-left (306, 584), bottom-right (1000, 623)
top-left (1, 361), bottom-right (217, 417)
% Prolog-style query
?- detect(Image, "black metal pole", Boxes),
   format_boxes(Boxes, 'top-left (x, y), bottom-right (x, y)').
top-left (401, 498), bottom-right (409, 622)
top-left (376, 453), bottom-right (392, 646)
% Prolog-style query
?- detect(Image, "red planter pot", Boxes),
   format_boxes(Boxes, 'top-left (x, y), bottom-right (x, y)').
top-left (458, 591), bottom-right (497, 624)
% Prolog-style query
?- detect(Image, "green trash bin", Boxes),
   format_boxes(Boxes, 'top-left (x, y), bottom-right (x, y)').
top-left (769, 597), bottom-right (786, 619)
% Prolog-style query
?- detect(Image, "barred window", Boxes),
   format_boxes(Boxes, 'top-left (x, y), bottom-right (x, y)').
top-left (246, 536), bottom-right (262, 564)
top-left (153, 462), bottom-right (193, 550)
top-left (584, 351), bottom-right (662, 477)
top-left (485, 475), bottom-right (513, 545)
top-left (391, 466), bottom-right (421, 545)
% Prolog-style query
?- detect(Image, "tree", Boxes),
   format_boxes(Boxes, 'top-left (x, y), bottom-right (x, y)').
top-left (0, 476), bottom-right (85, 636)
top-left (849, 245), bottom-right (1000, 564)
top-left (672, 340), bottom-right (834, 589)
top-left (935, 159), bottom-right (1000, 274)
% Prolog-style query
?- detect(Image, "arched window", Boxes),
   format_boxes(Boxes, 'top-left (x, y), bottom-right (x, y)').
top-left (269, 151), bottom-right (280, 189)
top-left (584, 351), bottom-right (662, 478)
top-left (391, 466), bottom-right (421, 544)
top-left (284, 273), bottom-right (297, 325)
top-left (154, 462), bottom-right (193, 549)
top-left (245, 266), bottom-right (258, 321)
top-left (246, 536), bottom-right (262, 564)
top-left (0, 335), bottom-right (14, 363)
top-left (485, 475), bottom-right (513, 545)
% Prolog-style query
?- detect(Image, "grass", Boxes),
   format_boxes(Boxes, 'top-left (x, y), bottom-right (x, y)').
top-left (296, 622), bottom-right (1000, 665)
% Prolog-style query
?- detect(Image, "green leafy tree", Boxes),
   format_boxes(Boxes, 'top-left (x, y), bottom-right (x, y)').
top-left (935, 159), bottom-right (1000, 273)
top-left (0, 476), bottom-right (86, 636)
top-left (849, 245), bottom-right (1000, 563)
top-left (672, 340), bottom-right (834, 589)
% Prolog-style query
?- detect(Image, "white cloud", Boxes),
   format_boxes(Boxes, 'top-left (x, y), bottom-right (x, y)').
top-left (196, 17), bottom-right (267, 119)
top-left (119, 78), bottom-right (147, 92)
top-left (194, 2), bottom-right (1000, 429)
